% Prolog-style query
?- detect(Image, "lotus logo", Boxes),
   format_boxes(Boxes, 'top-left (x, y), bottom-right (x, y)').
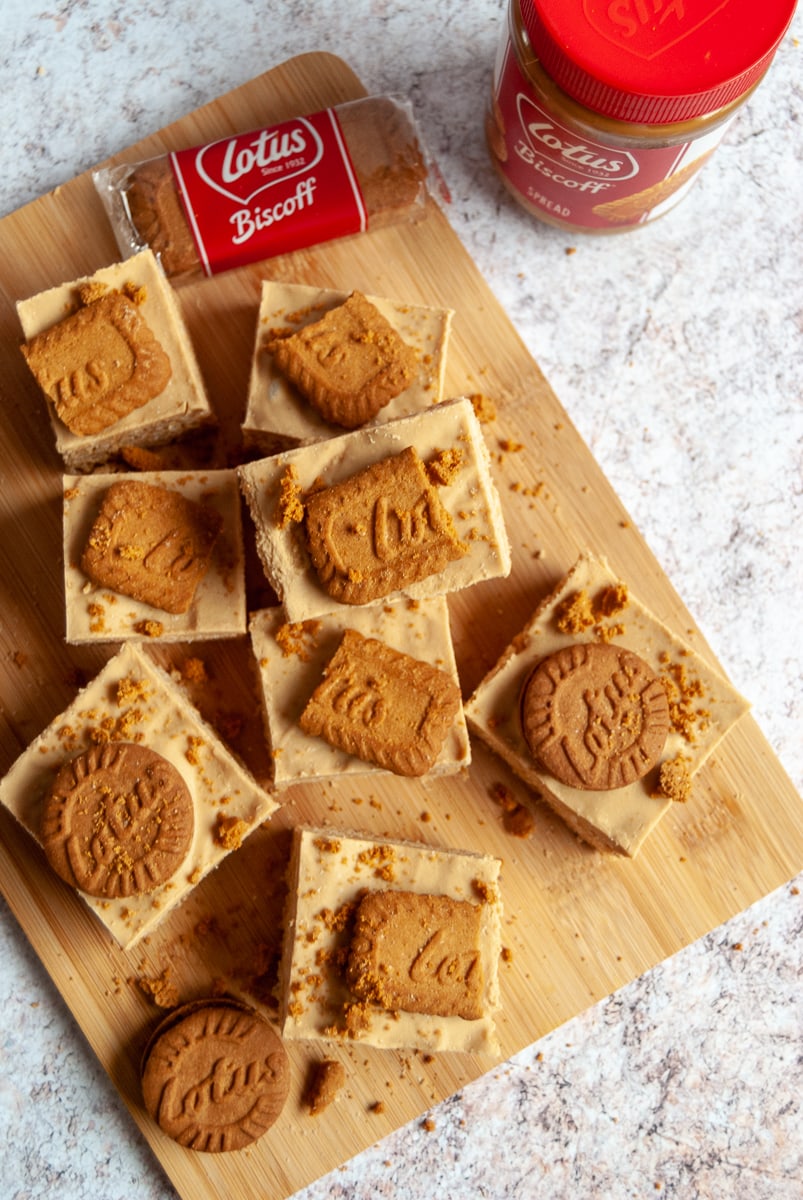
top-left (587, 0), bottom-right (732, 59)
top-left (516, 94), bottom-right (639, 181)
top-left (192, 118), bottom-right (323, 205)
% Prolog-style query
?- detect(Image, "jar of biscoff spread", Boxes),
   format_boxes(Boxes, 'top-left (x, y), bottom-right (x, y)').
top-left (487, 0), bottom-right (796, 233)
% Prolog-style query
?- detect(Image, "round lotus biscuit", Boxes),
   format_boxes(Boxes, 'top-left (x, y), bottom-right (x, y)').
top-left (520, 642), bottom-right (670, 791)
top-left (140, 999), bottom-right (290, 1152)
top-left (40, 741), bottom-right (193, 899)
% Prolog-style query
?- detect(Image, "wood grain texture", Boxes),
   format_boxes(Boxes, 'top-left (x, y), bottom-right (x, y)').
top-left (1, 51), bottom-right (801, 1200)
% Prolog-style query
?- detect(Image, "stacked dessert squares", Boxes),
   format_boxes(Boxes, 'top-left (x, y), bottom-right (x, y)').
top-left (6, 242), bottom-right (753, 1086)
top-left (6, 255), bottom-right (510, 1061)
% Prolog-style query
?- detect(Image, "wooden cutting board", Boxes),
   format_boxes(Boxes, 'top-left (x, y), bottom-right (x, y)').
top-left (1, 52), bottom-right (801, 1200)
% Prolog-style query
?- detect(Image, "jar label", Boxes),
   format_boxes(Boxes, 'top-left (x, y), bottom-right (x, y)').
top-left (489, 44), bottom-right (731, 231)
top-left (170, 109), bottom-right (367, 275)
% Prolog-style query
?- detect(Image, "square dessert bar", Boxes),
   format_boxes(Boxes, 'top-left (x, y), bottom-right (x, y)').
top-left (464, 551), bottom-right (751, 857)
top-left (62, 469), bottom-right (246, 643)
top-left (279, 826), bottom-right (503, 1056)
top-left (249, 596), bottom-right (470, 789)
top-left (17, 248), bottom-right (213, 469)
top-left (238, 395), bottom-right (511, 624)
top-left (0, 642), bottom-right (278, 949)
top-left (241, 280), bottom-right (452, 452)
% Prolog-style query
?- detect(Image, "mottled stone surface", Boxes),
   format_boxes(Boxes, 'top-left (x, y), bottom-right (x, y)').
top-left (2, 2), bottom-right (801, 1197)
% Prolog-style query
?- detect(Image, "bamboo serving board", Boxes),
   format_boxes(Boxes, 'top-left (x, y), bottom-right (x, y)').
top-left (1, 52), bottom-right (801, 1200)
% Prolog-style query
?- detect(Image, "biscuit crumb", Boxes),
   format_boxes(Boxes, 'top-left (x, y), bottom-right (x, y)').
top-left (181, 656), bottom-right (208, 683)
top-left (305, 1059), bottom-right (347, 1115)
top-left (275, 618), bottom-right (322, 661)
top-left (213, 813), bottom-right (248, 850)
top-left (133, 619), bottom-right (164, 638)
top-left (469, 393), bottom-right (496, 422)
top-left (426, 446), bottom-right (463, 486)
top-left (276, 464), bottom-right (305, 528)
top-left (656, 755), bottom-right (692, 803)
top-left (78, 280), bottom-right (108, 305)
top-left (137, 966), bottom-right (180, 1008)
top-left (555, 584), bottom-right (629, 636)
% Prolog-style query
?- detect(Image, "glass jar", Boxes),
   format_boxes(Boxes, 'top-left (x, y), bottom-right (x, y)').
top-left (487, 0), bottom-right (796, 233)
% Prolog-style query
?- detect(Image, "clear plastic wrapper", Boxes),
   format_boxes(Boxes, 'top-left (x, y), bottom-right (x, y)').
top-left (94, 95), bottom-right (433, 281)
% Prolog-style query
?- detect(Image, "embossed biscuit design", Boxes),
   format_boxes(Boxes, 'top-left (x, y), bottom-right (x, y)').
top-left (304, 445), bottom-right (467, 605)
top-left (346, 889), bottom-right (485, 1020)
top-left (80, 478), bottom-right (223, 614)
top-left (238, 396), bottom-right (512, 624)
top-left (521, 642), bottom-right (670, 791)
top-left (279, 826), bottom-right (503, 1055)
top-left (465, 551), bottom-right (751, 856)
top-left (21, 289), bottom-right (172, 435)
top-left (299, 627), bottom-right (462, 776)
top-left (40, 742), bottom-right (193, 899)
top-left (267, 290), bottom-right (418, 429)
top-left (141, 999), bottom-right (290, 1152)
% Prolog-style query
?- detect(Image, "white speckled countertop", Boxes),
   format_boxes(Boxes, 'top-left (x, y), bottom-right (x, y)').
top-left (2, 2), bottom-right (801, 1197)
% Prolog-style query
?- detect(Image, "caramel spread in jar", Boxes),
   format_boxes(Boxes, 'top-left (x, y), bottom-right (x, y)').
top-left (487, 0), bottom-right (795, 233)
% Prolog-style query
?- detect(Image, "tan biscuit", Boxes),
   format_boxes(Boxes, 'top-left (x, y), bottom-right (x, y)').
top-left (140, 998), bottom-right (290, 1152)
top-left (520, 642), bottom-right (670, 791)
top-left (346, 890), bottom-right (485, 1020)
top-left (267, 290), bottom-right (418, 429)
top-left (126, 156), bottom-right (200, 278)
top-left (20, 290), bottom-right (172, 435)
top-left (80, 478), bottom-right (223, 614)
top-left (304, 445), bottom-right (467, 605)
top-left (299, 627), bottom-right (461, 776)
top-left (336, 94), bottom-right (429, 229)
top-left (40, 741), bottom-right (193, 899)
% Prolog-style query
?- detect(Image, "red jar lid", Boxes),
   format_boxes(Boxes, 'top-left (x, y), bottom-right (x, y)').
top-left (519, 0), bottom-right (797, 124)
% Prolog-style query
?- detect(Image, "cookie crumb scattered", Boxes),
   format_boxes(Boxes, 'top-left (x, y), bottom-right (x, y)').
top-left (656, 755), bottom-right (692, 803)
top-left (213, 813), bottom-right (249, 850)
top-left (305, 1058), bottom-right (347, 1115)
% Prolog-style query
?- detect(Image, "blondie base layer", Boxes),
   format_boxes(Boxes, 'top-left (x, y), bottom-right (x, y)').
top-left (464, 551), bottom-right (751, 857)
top-left (249, 597), bottom-right (470, 788)
top-left (63, 469), bottom-right (246, 643)
top-left (242, 281), bottom-right (452, 452)
top-left (238, 396), bottom-right (511, 623)
top-left (17, 248), bottom-right (213, 469)
top-left (0, 643), bottom-right (277, 948)
top-left (278, 826), bottom-right (503, 1055)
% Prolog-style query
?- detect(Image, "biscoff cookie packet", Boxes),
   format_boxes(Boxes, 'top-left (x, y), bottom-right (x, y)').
top-left (93, 94), bottom-right (435, 281)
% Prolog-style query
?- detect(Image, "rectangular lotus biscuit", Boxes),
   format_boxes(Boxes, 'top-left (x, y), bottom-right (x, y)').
top-left (299, 628), bottom-right (461, 776)
top-left (63, 469), bottom-right (246, 643)
top-left (278, 826), bottom-right (503, 1055)
top-left (346, 890), bottom-right (485, 1020)
top-left (0, 643), bottom-right (278, 949)
top-left (249, 597), bottom-right (470, 788)
top-left (242, 281), bottom-right (452, 452)
top-left (17, 248), bottom-right (213, 470)
top-left (238, 396), bottom-right (511, 624)
top-left (464, 551), bottom-right (751, 857)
